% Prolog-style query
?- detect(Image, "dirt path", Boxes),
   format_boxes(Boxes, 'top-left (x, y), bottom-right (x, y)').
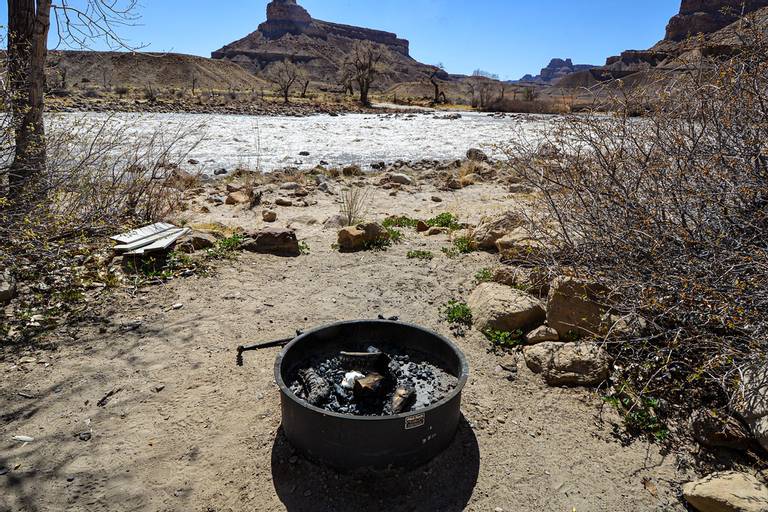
top-left (1, 181), bottom-right (692, 512)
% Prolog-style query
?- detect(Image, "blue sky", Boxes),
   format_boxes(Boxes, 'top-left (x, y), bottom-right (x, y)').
top-left (5, 0), bottom-right (681, 79)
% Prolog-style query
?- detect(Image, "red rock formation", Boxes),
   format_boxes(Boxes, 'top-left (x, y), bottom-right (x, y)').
top-left (665, 0), bottom-right (768, 41)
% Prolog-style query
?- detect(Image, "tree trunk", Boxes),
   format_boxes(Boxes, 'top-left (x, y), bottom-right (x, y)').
top-left (358, 79), bottom-right (370, 106)
top-left (8, 0), bottom-right (52, 198)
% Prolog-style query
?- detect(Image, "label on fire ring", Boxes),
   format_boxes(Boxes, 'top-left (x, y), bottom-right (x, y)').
top-left (405, 413), bottom-right (426, 430)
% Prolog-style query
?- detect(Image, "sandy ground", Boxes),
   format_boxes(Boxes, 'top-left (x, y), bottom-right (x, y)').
top-left (1, 178), bottom-right (694, 512)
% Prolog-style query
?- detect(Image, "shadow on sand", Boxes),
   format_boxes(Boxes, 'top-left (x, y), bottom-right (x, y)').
top-left (271, 415), bottom-right (480, 512)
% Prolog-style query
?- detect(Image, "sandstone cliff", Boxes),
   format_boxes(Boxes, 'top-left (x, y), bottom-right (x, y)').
top-left (517, 58), bottom-right (597, 84)
top-left (665, 0), bottom-right (768, 41)
top-left (212, 0), bottom-right (431, 88)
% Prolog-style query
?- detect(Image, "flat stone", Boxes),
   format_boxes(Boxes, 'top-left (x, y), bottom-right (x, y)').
top-left (468, 283), bottom-right (546, 333)
top-left (431, 196), bottom-right (443, 202)
top-left (525, 326), bottom-right (559, 345)
top-left (524, 342), bottom-right (610, 386)
top-left (389, 173), bottom-right (414, 185)
top-left (275, 197), bottom-right (293, 207)
top-left (683, 472), bottom-right (768, 512)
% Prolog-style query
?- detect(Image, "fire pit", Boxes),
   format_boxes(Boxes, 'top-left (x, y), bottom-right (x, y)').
top-left (273, 319), bottom-right (469, 469)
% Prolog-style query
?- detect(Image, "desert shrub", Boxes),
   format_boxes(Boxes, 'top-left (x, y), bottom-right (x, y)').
top-left (115, 86), bottom-right (129, 97)
top-left (440, 300), bottom-right (472, 327)
top-left (484, 329), bottom-right (524, 350)
top-left (483, 98), bottom-right (565, 114)
top-left (474, 268), bottom-right (493, 283)
top-left (1, 114), bottom-right (204, 345)
top-left (340, 185), bottom-right (371, 226)
top-left (426, 212), bottom-right (460, 230)
top-left (500, 25), bottom-right (768, 435)
top-left (407, 250), bottom-right (434, 260)
top-left (383, 215), bottom-right (419, 229)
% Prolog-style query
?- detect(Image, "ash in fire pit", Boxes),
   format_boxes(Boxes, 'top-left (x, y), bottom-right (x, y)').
top-left (288, 344), bottom-right (458, 416)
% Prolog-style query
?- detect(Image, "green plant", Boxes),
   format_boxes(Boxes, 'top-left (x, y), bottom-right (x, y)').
top-left (484, 329), bottom-right (524, 349)
top-left (385, 227), bottom-right (404, 244)
top-left (299, 241), bottom-right (311, 255)
top-left (442, 236), bottom-right (475, 258)
top-left (383, 215), bottom-right (419, 229)
top-left (207, 234), bottom-right (244, 260)
top-left (440, 300), bottom-right (473, 326)
top-left (426, 212), bottom-right (460, 230)
top-left (475, 268), bottom-right (493, 283)
top-left (407, 250), bottom-right (434, 260)
top-left (604, 386), bottom-right (669, 442)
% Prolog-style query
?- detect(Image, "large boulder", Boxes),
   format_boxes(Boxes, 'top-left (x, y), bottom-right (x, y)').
top-left (546, 276), bottom-right (608, 338)
top-left (337, 223), bottom-right (389, 252)
top-left (524, 342), bottom-right (610, 386)
top-left (735, 364), bottom-right (768, 452)
top-left (467, 283), bottom-right (546, 333)
top-left (241, 228), bottom-right (300, 257)
top-left (0, 270), bottom-right (16, 305)
top-left (682, 472), bottom-right (768, 512)
top-left (471, 212), bottom-right (523, 250)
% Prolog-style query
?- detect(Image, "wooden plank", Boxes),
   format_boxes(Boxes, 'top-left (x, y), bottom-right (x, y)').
top-left (124, 228), bottom-right (190, 256)
top-left (114, 227), bottom-right (185, 252)
top-left (111, 222), bottom-right (176, 244)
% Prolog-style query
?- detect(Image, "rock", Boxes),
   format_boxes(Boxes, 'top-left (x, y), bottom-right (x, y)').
top-left (468, 283), bottom-right (546, 333)
top-left (416, 220), bottom-right (429, 232)
top-left (493, 266), bottom-right (550, 297)
top-left (446, 178), bottom-right (463, 190)
top-left (262, 210), bottom-right (278, 223)
top-left (292, 186), bottom-right (309, 197)
top-left (188, 159), bottom-right (199, 165)
top-left (426, 227), bottom-right (447, 236)
top-left (466, 148), bottom-right (489, 162)
top-left (524, 342), bottom-right (610, 386)
top-left (317, 181), bottom-right (335, 194)
top-left (0, 271), bottom-right (16, 305)
top-left (323, 214), bottom-right (348, 229)
top-left (471, 212), bottom-right (523, 250)
top-left (526, 326), bottom-right (559, 345)
top-left (337, 222), bottom-right (389, 252)
top-left (241, 228), bottom-right (300, 257)
top-left (690, 409), bottom-right (752, 450)
top-left (495, 227), bottom-right (547, 258)
top-left (280, 181), bottom-right (301, 191)
top-left (225, 191), bottom-right (250, 205)
top-left (735, 364), bottom-right (768, 452)
top-left (682, 472), bottom-right (768, 512)
top-left (299, 151), bottom-right (310, 156)
top-left (226, 182), bottom-right (244, 193)
top-left (389, 173), bottom-right (414, 185)
top-left (275, 197), bottom-right (293, 207)
top-left (214, 168), bottom-right (228, 176)
top-left (546, 276), bottom-right (608, 338)
top-left (431, 196), bottom-right (443, 203)
top-left (179, 232), bottom-right (217, 251)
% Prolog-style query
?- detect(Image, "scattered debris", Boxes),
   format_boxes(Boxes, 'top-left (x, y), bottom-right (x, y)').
top-left (97, 388), bottom-right (122, 408)
top-left (111, 223), bottom-right (191, 256)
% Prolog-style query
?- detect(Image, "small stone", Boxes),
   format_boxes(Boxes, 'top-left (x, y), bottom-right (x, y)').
top-left (171, 303), bottom-right (183, 310)
top-left (431, 196), bottom-right (443, 202)
top-left (214, 168), bottom-right (227, 176)
top-left (241, 228), bottom-right (301, 257)
top-left (289, 455), bottom-right (298, 464)
top-left (275, 197), bottom-right (293, 207)
top-left (153, 385), bottom-right (166, 393)
top-left (467, 148), bottom-right (489, 162)
top-left (524, 342), bottom-right (610, 387)
top-left (262, 210), bottom-right (278, 223)
top-left (416, 220), bottom-right (429, 232)
top-left (225, 191), bottom-right (250, 205)
top-left (389, 173), bottom-right (414, 185)
top-left (426, 226), bottom-right (447, 236)
top-left (78, 432), bottom-right (92, 441)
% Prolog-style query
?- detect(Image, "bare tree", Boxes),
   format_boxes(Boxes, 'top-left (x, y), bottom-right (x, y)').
top-left (428, 63), bottom-right (447, 104)
top-left (343, 41), bottom-right (386, 107)
top-left (267, 58), bottom-right (301, 104)
top-left (5, 0), bottom-right (141, 199)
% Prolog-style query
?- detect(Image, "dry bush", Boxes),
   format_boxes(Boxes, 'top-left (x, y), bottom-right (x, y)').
top-left (484, 98), bottom-right (566, 114)
top-left (500, 26), bottom-right (768, 435)
top-left (1, 114), bottom-right (204, 344)
top-left (340, 184), bottom-right (371, 226)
